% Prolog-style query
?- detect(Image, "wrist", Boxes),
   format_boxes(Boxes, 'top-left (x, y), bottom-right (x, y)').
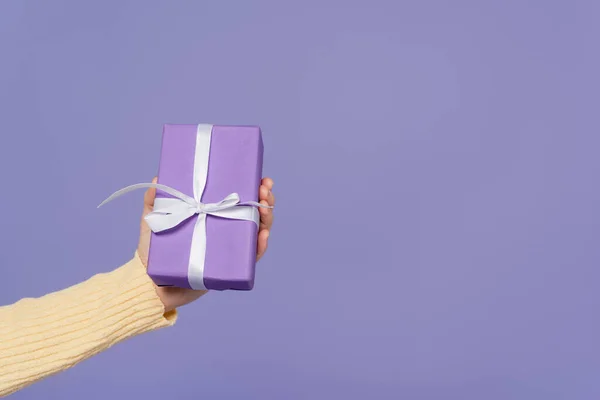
top-left (155, 286), bottom-right (175, 313)
top-left (133, 251), bottom-right (175, 313)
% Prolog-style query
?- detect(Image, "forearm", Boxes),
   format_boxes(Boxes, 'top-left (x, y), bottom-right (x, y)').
top-left (0, 255), bottom-right (176, 396)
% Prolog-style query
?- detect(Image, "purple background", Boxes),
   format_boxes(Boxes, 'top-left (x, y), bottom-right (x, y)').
top-left (1, 1), bottom-right (599, 399)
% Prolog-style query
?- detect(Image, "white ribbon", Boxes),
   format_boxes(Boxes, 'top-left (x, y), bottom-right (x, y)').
top-left (98, 124), bottom-right (271, 290)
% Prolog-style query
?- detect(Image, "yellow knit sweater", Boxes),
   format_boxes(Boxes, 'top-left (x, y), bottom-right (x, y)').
top-left (0, 254), bottom-right (177, 397)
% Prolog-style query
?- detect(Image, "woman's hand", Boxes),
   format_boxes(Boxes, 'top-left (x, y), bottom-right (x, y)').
top-left (137, 177), bottom-right (275, 312)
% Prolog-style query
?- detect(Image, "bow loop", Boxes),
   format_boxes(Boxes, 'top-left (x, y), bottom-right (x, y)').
top-left (145, 192), bottom-right (245, 232)
top-left (202, 193), bottom-right (241, 213)
top-left (145, 200), bottom-right (198, 232)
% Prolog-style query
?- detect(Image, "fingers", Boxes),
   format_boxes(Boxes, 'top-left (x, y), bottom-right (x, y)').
top-left (257, 177), bottom-right (274, 261)
top-left (262, 177), bottom-right (273, 190)
top-left (259, 200), bottom-right (273, 230)
top-left (256, 228), bottom-right (270, 261)
top-left (259, 177), bottom-right (275, 231)
top-left (259, 178), bottom-right (275, 207)
top-left (267, 189), bottom-right (275, 206)
top-left (259, 186), bottom-right (276, 208)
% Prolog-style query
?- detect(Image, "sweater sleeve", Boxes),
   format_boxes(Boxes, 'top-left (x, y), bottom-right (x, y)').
top-left (0, 254), bottom-right (177, 397)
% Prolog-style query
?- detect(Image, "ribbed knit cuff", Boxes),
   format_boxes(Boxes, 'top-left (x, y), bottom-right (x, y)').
top-left (0, 256), bottom-right (177, 396)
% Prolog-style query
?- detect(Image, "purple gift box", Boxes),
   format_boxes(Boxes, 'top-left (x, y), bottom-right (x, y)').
top-left (146, 124), bottom-right (264, 291)
top-left (99, 123), bottom-right (265, 290)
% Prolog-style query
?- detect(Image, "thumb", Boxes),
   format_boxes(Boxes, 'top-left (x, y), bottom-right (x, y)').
top-left (143, 177), bottom-right (158, 212)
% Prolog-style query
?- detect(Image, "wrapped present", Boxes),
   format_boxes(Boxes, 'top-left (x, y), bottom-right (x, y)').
top-left (99, 124), bottom-right (268, 290)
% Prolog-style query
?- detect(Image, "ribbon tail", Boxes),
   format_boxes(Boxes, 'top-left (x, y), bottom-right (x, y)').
top-left (239, 200), bottom-right (274, 209)
top-left (207, 206), bottom-right (260, 226)
top-left (98, 182), bottom-right (196, 208)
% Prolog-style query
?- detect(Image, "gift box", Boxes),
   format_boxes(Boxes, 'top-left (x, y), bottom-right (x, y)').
top-left (100, 123), bottom-right (265, 291)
